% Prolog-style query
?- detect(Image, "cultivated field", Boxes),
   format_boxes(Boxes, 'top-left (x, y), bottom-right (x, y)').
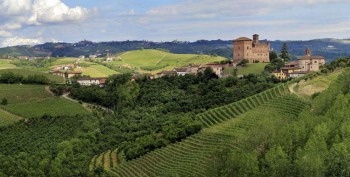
top-left (90, 84), bottom-right (302, 176)
top-left (0, 60), bottom-right (17, 70)
top-left (0, 108), bottom-right (22, 127)
top-left (77, 62), bottom-right (119, 77)
top-left (291, 68), bottom-right (344, 97)
top-left (0, 84), bottom-right (89, 119)
top-left (108, 49), bottom-right (226, 73)
top-left (0, 68), bottom-right (65, 84)
top-left (51, 57), bottom-right (79, 65)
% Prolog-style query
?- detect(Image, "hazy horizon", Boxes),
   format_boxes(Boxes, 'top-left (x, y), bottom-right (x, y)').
top-left (1, 0), bottom-right (350, 47)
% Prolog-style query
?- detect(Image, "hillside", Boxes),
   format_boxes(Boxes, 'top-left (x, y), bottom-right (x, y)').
top-left (0, 68), bottom-right (65, 84)
top-left (89, 68), bottom-right (350, 176)
top-left (1, 38), bottom-right (349, 61)
top-left (0, 84), bottom-right (89, 121)
top-left (105, 49), bottom-right (226, 73)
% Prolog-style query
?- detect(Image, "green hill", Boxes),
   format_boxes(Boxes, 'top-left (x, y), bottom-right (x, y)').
top-left (0, 84), bottom-right (89, 120)
top-left (106, 49), bottom-right (226, 73)
top-left (0, 60), bottom-right (17, 70)
top-left (89, 84), bottom-right (299, 174)
top-left (89, 68), bottom-right (350, 176)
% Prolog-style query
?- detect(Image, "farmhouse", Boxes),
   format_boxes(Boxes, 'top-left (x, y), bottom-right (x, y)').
top-left (156, 71), bottom-right (177, 78)
top-left (173, 67), bottom-right (190, 76)
top-left (77, 77), bottom-right (107, 87)
top-left (233, 34), bottom-right (270, 63)
top-left (51, 70), bottom-right (82, 78)
top-left (198, 64), bottom-right (224, 77)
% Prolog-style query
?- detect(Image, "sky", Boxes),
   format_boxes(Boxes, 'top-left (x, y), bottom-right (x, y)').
top-left (0, 0), bottom-right (350, 47)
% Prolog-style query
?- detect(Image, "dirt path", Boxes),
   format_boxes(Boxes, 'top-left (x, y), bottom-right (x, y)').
top-left (155, 54), bottom-right (168, 66)
top-left (45, 86), bottom-right (55, 96)
top-left (61, 93), bottom-right (114, 113)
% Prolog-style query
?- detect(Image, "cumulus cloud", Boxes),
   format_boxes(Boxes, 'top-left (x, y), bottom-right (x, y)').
top-left (2, 36), bottom-right (42, 47)
top-left (0, 0), bottom-right (32, 16)
top-left (0, 30), bottom-right (12, 38)
top-left (28, 0), bottom-right (89, 24)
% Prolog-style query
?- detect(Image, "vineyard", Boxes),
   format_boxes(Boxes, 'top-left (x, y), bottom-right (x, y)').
top-left (89, 83), bottom-right (307, 176)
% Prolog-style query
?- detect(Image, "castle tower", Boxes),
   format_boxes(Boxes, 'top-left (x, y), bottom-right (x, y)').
top-left (253, 34), bottom-right (259, 45)
top-left (305, 48), bottom-right (311, 56)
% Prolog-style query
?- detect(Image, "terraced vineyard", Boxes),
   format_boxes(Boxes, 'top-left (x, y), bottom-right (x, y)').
top-left (195, 84), bottom-right (290, 127)
top-left (89, 84), bottom-right (305, 176)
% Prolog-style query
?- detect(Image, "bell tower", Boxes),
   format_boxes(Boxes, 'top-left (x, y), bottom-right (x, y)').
top-left (253, 34), bottom-right (259, 45)
top-left (305, 48), bottom-right (311, 56)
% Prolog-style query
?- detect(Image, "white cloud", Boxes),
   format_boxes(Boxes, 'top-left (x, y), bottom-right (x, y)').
top-left (28, 0), bottom-right (89, 24)
top-left (0, 30), bottom-right (12, 38)
top-left (2, 36), bottom-right (42, 47)
top-left (0, 0), bottom-right (32, 16)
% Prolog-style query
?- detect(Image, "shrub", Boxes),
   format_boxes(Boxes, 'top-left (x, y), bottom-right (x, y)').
top-left (1, 98), bottom-right (8, 105)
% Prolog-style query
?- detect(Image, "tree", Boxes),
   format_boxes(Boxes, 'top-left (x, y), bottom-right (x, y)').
top-left (269, 51), bottom-right (278, 61)
top-left (280, 43), bottom-right (290, 62)
top-left (263, 146), bottom-right (292, 177)
top-left (1, 98), bottom-right (7, 105)
top-left (238, 59), bottom-right (249, 66)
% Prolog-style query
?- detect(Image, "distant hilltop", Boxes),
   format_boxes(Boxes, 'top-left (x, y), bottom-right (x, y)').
top-left (0, 38), bottom-right (349, 61)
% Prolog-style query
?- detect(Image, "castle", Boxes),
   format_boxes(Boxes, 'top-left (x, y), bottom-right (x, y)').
top-left (233, 34), bottom-right (270, 63)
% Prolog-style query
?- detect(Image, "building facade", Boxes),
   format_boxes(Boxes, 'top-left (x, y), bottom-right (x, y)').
top-left (272, 48), bottom-right (326, 80)
top-left (298, 48), bottom-right (326, 72)
top-left (77, 77), bottom-right (107, 87)
top-left (233, 34), bottom-right (270, 63)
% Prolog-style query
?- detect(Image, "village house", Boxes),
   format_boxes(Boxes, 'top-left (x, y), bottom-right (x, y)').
top-left (233, 34), bottom-right (270, 63)
top-left (52, 70), bottom-right (82, 78)
top-left (77, 77), bottom-right (107, 87)
top-left (156, 71), bottom-right (177, 78)
top-left (173, 67), bottom-right (190, 76)
top-left (198, 64), bottom-right (224, 77)
top-left (272, 70), bottom-right (287, 80)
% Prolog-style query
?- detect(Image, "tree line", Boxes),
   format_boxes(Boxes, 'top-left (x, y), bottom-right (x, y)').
top-left (0, 72), bottom-right (50, 84)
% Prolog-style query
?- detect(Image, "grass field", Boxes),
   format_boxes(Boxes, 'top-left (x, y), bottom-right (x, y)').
top-left (77, 63), bottom-right (118, 77)
top-left (52, 57), bottom-right (79, 65)
top-left (0, 68), bottom-right (65, 84)
top-left (0, 60), bottom-right (17, 70)
top-left (108, 49), bottom-right (226, 73)
top-left (237, 63), bottom-right (268, 75)
top-left (0, 108), bottom-right (22, 127)
top-left (291, 69), bottom-right (344, 97)
top-left (0, 84), bottom-right (89, 119)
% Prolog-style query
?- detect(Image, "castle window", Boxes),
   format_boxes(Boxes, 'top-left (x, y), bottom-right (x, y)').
top-left (314, 61), bottom-right (317, 63)
top-left (247, 46), bottom-right (249, 49)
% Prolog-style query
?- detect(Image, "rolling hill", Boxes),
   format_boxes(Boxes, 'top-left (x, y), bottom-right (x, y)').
top-left (105, 49), bottom-right (226, 74)
top-left (1, 38), bottom-right (350, 61)
top-left (88, 68), bottom-right (349, 176)
top-left (0, 84), bottom-right (90, 121)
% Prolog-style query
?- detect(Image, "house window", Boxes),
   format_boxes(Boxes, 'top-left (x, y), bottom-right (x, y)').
top-left (314, 61), bottom-right (317, 63)
top-left (238, 47), bottom-right (240, 50)
top-left (247, 46), bottom-right (249, 49)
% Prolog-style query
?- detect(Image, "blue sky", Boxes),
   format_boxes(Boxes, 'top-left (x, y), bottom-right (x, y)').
top-left (0, 0), bottom-right (350, 47)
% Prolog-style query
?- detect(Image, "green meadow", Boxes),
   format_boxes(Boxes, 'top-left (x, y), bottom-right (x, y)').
top-left (78, 62), bottom-right (119, 77)
top-left (0, 108), bottom-right (22, 127)
top-left (0, 60), bottom-right (17, 70)
top-left (108, 49), bottom-right (226, 73)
